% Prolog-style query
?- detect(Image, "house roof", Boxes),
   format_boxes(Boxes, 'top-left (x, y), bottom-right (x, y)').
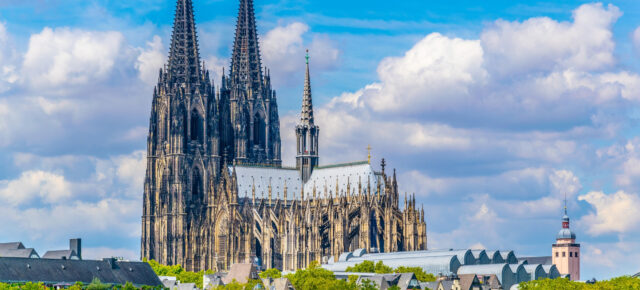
top-left (458, 274), bottom-right (480, 290)
top-left (0, 257), bottom-right (162, 286)
top-left (0, 243), bottom-right (24, 251)
top-left (0, 248), bottom-right (39, 259)
top-left (222, 263), bottom-right (258, 285)
top-left (42, 250), bottom-right (78, 260)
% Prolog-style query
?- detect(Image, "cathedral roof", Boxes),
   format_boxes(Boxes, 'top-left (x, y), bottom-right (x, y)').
top-left (231, 161), bottom-right (385, 200)
top-left (232, 166), bottom-right (301, 200)
top-left (303, 161), bottom-right (385, 196)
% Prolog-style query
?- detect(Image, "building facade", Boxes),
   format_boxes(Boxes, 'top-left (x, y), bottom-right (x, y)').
top-left (551, 203), bottom-right (580, 280)
top-left (141, 0), bottom-right (427, 272)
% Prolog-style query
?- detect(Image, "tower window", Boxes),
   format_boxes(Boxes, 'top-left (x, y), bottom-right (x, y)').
top-left (575, 252), bottom-right (579, 258)
top-left (569, 252), bottom-right (573, 257)
top-left (562, 252), bottom-right (565, 257)
top-left (191, 110), bottom-right (203, 142)
top-left (555, 252), bottom-right (558, 257)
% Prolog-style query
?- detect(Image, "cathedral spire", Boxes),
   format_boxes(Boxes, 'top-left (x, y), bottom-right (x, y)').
top-left (230, 0), bottom-right (263, 90)
top-left (167, 0), bottom-right (202, 86)
top-left (301, 50), bottom-right (314, 125)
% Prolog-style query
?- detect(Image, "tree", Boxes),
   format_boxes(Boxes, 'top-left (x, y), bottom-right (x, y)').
top-left (345, 261), bottom-right (375, 273)
top-left (87, 278), bottom-right (110, 290)
top-left (519, 276), bottom-right (640, 290)
top-left (374, 261), bottom-right (393, 274)
top-left (123, 282), bottom-right (137, 290)
top-left (259, 268), bottom-right (282, 279)
top-left (394, 266), bottom-right (436, 282)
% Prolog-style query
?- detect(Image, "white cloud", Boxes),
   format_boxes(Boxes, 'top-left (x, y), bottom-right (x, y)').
top-left (578, 190), bottom-right (640, 235)
top-left (135, 35), bottom-right (165, 85)
top-left (261, 22), bottom-right (340, 86)
top-left (0, 170), bottom-right (72, 206)
top-left (549, 169), bottom-right (582, 198)
top-left (22, 27), bottom-right (125, 89)
top-left (482, 3), bottom-right (620, 76)
top-left (633, 26), bottom-right (640, 55)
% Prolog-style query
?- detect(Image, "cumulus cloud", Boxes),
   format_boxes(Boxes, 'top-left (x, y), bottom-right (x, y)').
top-left (22, 27), bottom-right (126, 90)
top-left (135, 35), bottom-right (165, 85)
top-left (482, 3), bottom-right (620, 75)
top-left (0, 171), bottom-right (72, 206)
top-left (261, 22), bottom-right (340, 86)
top-left (0, 150), bottom-right (144, 253)
top-left (578, 190), bottom-right (640, 235)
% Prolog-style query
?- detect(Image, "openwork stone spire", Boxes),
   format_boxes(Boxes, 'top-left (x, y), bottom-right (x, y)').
top-left (230, 0), bottom-right (263, 90)
top-left (301, 50), bottom-right (314, 125)
top-left (167, 0), bottom-right (202, 86)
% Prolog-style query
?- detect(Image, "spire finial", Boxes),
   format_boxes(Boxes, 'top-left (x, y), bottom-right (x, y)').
top-left (564, 193), bottom-right (567, 215)
top-left (300, 49), bottom-right (314, 125)
top-left (367, 145), bottom-right (372, 164)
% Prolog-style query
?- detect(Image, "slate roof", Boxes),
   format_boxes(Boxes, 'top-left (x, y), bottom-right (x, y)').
top-left (632, 272), bottom-right (639, 278)
top-left (458, 274), bottom-right (481, 290)
top-left (42, 250), bottom-right (79, 260)
top-left (0, 257), bottom-right (162, 286)
top-left (517, 256), bottom-right (552, 266)
top-left (0, 243), bottom-right (24, 251)
top-left (0, 248), bottom-right (39, 259)
top-left (542, 265), bottom-right (561, 279)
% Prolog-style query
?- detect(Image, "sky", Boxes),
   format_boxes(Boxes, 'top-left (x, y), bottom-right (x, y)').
top-left (0, 0), bottom-right (639, 280)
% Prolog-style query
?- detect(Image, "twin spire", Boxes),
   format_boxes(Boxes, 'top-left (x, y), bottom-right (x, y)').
top-left (167, 0), bottom-right (202, 86)
top-left (167, 0), bottom-right (314, 122)
top-left (230, 0), bottom-right (263, 90)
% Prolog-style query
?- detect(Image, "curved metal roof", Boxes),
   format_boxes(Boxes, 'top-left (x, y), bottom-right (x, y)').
top-left (499, 250), bottom-right (518, 264)
top-left (458, 264), bottom-right (515, 289)
top-left (322, 255), bottom-right (461, 276)
top-left (350, 249), bottom-right (475, 265)
top-left (485, 251), bottom-right (505, 263)
top-left (542, 265), bottom-right (561, 279)
top-left (523, 264), bottom-right (546, 280)
top-left (470, 250), bottom-right (490, 264)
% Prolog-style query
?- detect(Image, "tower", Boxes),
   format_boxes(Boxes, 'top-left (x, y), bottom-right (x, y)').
top-left (220, 0), bottom-right (281, 166)
top-left (552, 199), bottom-right (580, 281)
top-left (141, 0), bottom-right (219, 268)
top-left (296, 50), bottom-right (319, 183)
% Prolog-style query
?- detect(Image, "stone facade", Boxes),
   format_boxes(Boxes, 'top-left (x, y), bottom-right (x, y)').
top-left (141, 0), bottom-right (427, 272)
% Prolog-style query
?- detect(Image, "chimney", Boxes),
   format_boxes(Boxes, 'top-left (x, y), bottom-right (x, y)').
top-left (70, 238), bottom-right (82, 260)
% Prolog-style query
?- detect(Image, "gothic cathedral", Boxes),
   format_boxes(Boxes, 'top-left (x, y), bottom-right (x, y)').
top-left (141, 0), bottom-right (427, 272)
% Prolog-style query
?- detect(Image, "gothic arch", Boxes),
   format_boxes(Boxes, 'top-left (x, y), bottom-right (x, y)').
top-left (191, 108), bottom-right (204, 143)
top-left (253, 109), bottom-right (266, 148)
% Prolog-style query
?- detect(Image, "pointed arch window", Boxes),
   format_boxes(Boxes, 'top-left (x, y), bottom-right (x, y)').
top-left (254, 112), bottom-right (266, 148)
top-left (191, 109), bottom-right (203, 143)
top-left (192, 169), bottom-right (203, 199)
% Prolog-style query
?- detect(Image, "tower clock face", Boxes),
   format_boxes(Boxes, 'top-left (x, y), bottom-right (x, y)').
top-left (562, 221), bottom-right (569, 228)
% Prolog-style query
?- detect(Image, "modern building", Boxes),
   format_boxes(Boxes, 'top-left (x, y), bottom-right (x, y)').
top-left (323, 248), bottom-right (561, 290)
top-left (141, 0), bottom-right (426, 272)
top-left (551, 202), bottom-right (580, 281)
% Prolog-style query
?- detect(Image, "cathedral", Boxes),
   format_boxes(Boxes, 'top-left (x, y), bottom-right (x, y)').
top-left (141, 0), bottom-right (427, 272)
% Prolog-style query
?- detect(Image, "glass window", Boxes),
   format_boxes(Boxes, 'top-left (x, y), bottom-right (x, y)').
top-left (575, 252), bottom-right (579, 258)
top-left (555, 252), bottom-right (559, 257)
top-left (562, 252), bottom-right (566, 257)
top-left (570, 252), bottom-right (573, 257)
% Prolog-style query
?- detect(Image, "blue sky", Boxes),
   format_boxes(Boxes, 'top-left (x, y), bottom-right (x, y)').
top-left (1, 0), bottom-right (640, 280)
